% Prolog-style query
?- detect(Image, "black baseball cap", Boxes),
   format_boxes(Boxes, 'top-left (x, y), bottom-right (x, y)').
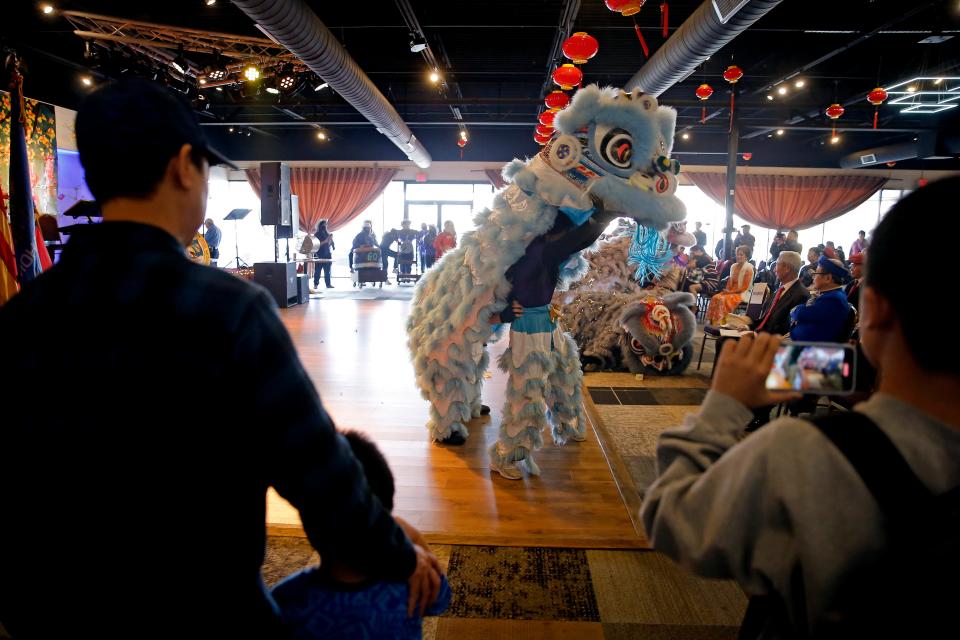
top-left (76, 79), bottom-right (236, 172)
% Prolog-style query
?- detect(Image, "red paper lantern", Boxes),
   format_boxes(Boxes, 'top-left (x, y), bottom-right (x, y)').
top-left (605, 0), bottom-right (646, 16)
top-left (538, 110), bottom-right (557, 126)
top-left (825, 103), bottom-right (845, 119)
top-left (535, 123), bottom-right (555, 138)
top-left (742, 152), bottom-right (752, 161)
top-left (562, 32), bottom-right (599, 65)
top-left (695, 83), bottom-right (714, 100)
top-left (866, 87), bottom-right (888, 106)
top-left (886, 161), bottom-right (897, 168)
top-left (457, 139), bottom-right (467, 148)
top-left (545, 90), bottom-right (570, 110)
top-left (918, 178), bottom-right (929, 187)
top-left (722, 65), bottom-right (743, 84)
top-left (534, 132), bottom-right (551, 145)
top-left (552, 64), bottom-right (583, 90)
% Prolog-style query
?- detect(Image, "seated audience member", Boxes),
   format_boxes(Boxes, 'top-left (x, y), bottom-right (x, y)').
top-left (671, 244), bottom-right (689, 268)
top-left (684, 246), bottom-right (718, 297)
top-left (845, 252), bottom-right (864, 310)
top-left (789, 255), bottom-right (853, 342)
top-left (273, 431), bottom-right (452, 640)
top-left (748, 251), bottom-right (809, 336)
top-left (706, 245), bottom-right (754, 326)
top-left (0, 80), bottom-right (443, 639)
top-left (798, 246), bottom-right (822, 288)
top-left (641, 177), bottom-right (960, 639)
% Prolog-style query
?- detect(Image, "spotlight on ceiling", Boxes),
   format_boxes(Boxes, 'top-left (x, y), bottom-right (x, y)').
top-left (40, 3), bottom-right (54, 14)
top-left (244, 65), bottom-right (260, 81)
top-left (205, 0), bottom-right (217, 5)
top-left (81, 75), bottom-right (93, 86)
top-left (766, 94), bottom-right (774, 101)
top-left (830, 135), bottom-right (840, 144)
top-left (228, 127), bottom-right (235, 133)
top-left (776, 129), bottom-right (785, 136)
top-left (199, 78), bottom-right (207, 85)
top-left (171, 46), bottom-right (188, 75)
top-left (204, 52), bottom-right (227, 81)
top-left (314, 82), bottom-right (329, 92)
top-left (777, 86), bottom-right (788, 95)
top-left (794, 79), bottom-right (805, 88)
top-left (681, 132), bottom-right (690, 140)
top-left (316, 131), bottom-right (327, 141)
top-left (409, 36), bottom-right (427, 53)
top-left (907, 85), bottom-right (918, 92)
top-left (265, 86), bottom-right (279, 94)
top-left (429, 70), bottom-right (441, 84)
top-left (934, 77), bottom-right (944, 85)
top-left (278, 66), bottom-right (297, 91)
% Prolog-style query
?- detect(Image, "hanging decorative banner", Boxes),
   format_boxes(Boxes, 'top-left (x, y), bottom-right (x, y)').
top-left (545, 90), bottom-right (570, 110)
top-left (552, 64), bottom-right (583, 90)
top-left (695, 83), bottom-right (713, 123)
top-left (633, 23), bottom-right (650, 58)
top-left (866, 87), bottom-right (888, 130)
top-left (660, 2), bottom-right (669, 38)
top-left (825, 102), bottom-right (844, 138)
top-left (723, 65), bottom-right (743, 133)
top-left (562, 32), bottom-right (599, 64)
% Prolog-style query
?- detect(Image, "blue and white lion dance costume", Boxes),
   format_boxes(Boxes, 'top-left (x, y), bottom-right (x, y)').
top-left (407, 85), bottom-right (686, 479)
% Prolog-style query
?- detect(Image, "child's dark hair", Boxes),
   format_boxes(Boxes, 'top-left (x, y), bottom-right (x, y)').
top-left (343, 431), bottom-right (395, 511)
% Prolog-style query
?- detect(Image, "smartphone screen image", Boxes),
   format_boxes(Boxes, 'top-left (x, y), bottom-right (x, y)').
top-left (766, 342), bottom-right (856, 395)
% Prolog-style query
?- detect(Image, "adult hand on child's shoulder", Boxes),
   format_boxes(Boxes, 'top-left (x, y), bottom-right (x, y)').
top-left (408, 544), bottom-right (443, 618)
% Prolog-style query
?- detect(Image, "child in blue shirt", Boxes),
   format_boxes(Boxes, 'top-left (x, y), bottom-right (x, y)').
top-left (271, 431), bottom-right (452, 639)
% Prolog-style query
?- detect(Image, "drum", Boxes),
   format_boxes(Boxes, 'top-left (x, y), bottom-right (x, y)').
top-left (353, 245), bottom-right (382, 269)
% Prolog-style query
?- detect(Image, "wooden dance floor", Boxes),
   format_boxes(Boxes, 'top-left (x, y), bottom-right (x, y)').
top-left (266, 297), bottom-right (645, 549)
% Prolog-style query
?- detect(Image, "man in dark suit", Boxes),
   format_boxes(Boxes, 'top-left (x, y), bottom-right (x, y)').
top-left (752, 250), bottom-right (809, 336)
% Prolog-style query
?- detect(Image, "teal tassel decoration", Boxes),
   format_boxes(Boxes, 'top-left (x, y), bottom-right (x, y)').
top-left (628, 224), bottom-right (670, 282)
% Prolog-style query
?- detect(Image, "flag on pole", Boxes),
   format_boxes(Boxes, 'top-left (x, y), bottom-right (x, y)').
top-left (0, 184), bottom-right (19, 305)
top-left (7, 56), bottom-right (41, 285)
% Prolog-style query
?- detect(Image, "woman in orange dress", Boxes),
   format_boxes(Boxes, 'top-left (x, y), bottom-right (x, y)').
top-left (706, 245), bottom-right (754, 325)
top-left (434, 220), bottom-right (457, 259)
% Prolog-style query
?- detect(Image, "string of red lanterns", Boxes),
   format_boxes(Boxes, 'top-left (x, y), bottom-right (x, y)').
top-left (695, 82), bottom-right (713, 124)
top-left (723, 65), bottom-right (743, 133)
top-left (539, 32), bottom-right (599, 145)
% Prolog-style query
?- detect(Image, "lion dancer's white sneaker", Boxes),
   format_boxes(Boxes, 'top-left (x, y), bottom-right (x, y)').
top-left (489, 442), bottom-right (540, 480)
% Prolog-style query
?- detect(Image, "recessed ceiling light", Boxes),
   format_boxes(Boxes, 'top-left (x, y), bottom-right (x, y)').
top-left (830, 135), bottom-right (840, 144)
top-left (316, 131), bottom-right (327, 140)
top-left (81, 76), bottom-right (92, 86)
top-left (205, 0), bottom-right (217, 5)
top-left (907, 85), bottom-right (918, 92)
top-left (429, 70), bottom-right (440, 83)
top-left (40, 3), bottom-right (54, 14)
top-left (681, 132), bottom-right (690, 140)
top-left (776, 129), bottom-right (784, 136)
top-left (794, 79), bottom-right (805, 88)
top-left (766, 94), bottom-right (774, 101)
top-left (777, 86), bottom-right (788, 95)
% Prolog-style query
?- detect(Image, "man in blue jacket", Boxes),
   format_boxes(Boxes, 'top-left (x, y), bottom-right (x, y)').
top-left (789, 254), bottom-right (853, 342)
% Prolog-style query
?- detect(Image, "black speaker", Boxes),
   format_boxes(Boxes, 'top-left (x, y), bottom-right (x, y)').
top-left (276, 193), bottom-right (300, 240)
top-left (260, 162), bottom-right (291, 227)
top-left (297, 275), bottom-right (310, 304)
top-left (254, 262), bottom-right (299, 308)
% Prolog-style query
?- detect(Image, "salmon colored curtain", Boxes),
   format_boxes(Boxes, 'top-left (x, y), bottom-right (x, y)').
top-left (244, 167), bottom-right (398, 233)
top-left (484, 169), bottom-right (507, 190)
top-left (687, 173), bottom-right (886, 230)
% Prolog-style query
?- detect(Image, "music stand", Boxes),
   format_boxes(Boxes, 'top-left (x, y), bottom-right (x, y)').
top-left (223, 208), bottom-right (252, 268)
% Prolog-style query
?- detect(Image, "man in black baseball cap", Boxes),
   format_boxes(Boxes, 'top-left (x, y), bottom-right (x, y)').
top-left (0, 80), bottom-right (441, 638)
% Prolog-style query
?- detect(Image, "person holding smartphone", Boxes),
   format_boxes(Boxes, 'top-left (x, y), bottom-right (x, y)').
top-left (641, 178), bottom-right (960, 639)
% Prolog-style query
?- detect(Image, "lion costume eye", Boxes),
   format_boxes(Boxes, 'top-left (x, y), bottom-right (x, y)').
top-left (598, 127), bottom-right (634, 169)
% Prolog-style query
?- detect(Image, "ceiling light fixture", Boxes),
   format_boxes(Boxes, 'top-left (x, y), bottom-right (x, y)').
top-left (204, 52), bottom-right (227, 81)
top-left (40, 3), bottom-right (54, 14)
top-left (314, 82), bottom-right (329, 92)
top-left (171, 45), bottom-right (188, 75)
top-left (265, 86), bottom-right (279, 94)
top-left (681, 132), bottom-right (690, 140)
top-left (205, 0), bottom-right (217, 5)
top-left (907, 85), bottom-right (918, 92)
top-left (316, 131), bottom-right (327, 140)
top-left (244, 65), bottom-right (260, 81)
top-left (777, 86), bottom-right (788, 95)
top-left (934, 77), bottom-right (944, 85)
top-left (766, 94), bottom-right (774, 101)
top-left (81, 76), bottom-right (92, 86)
top-left (830, 135), bottom-right (840, 144)
top-left (429, 70), bottom-right (441, 84)
top-left (409, 35), bottom-right (427, 53)
top-left (278, 66), bottom-right (297, 91)
top-left (794, 79), bottom-right (805, 88)
top-left (776, 129), bottom-right (784, 136)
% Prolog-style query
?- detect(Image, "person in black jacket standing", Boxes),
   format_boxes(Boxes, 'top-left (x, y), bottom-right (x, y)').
top-left (0, 80), bottom-right (442, 640)
top-left (313, 218), bottom-right (335, 288)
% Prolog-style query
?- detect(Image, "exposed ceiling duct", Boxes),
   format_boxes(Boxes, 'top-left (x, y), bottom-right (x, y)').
top-left (838, 132), bottom-right (958, 169)
top-left (230, 0), bottom-right (432, 168)
top-left (625, 0), bottom-right (784, 97)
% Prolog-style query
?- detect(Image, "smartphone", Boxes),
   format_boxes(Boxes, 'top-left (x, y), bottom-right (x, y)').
top-left (766, 341), bottom-right (857, 395)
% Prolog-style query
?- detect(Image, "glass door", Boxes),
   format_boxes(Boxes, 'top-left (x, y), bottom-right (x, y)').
top-left (439, 204), bottom-right (475, 235)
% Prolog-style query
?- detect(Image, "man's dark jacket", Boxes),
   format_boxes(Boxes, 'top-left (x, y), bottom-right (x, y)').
top-left (0, 222), bottom-right (414, 639)
top-left (756, 281), bottom-right (810, 336)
